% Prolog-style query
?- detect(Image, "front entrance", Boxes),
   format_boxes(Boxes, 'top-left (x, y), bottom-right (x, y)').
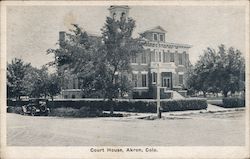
top-left (161, 72), bottom-right (172, 89)
top-left (162, 77), bottom-right (171, 88)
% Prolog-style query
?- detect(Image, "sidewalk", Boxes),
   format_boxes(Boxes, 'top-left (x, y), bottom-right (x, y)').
top-left (119, 104), bottom-right (245, 119)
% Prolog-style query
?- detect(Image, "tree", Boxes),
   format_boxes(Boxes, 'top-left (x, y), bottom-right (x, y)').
top-left (47, 17), bottom-right (142, 114)
top-left (23, 66), bottom-right (49, 98)
top-left (215, 45), bottom-right (245, 97)
top-left (47, 24), bottom-right (100, 97)
top-left (7, 58), bottom-right (31, 99)
top-left (186, 44), bottom-right (245, 97)
top-left (188, 47), bottom-right (217, 97)
top-left (99, 16), bottom-right (143, 113)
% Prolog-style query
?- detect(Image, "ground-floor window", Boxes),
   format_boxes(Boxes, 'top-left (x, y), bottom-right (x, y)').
top-left (179, 74), bottom-right (183, 85)
top-left (73, 78), bottom-right (76, 89)
top-left (152, 72), bottom-right (157, 83)
top-left (142, 74), bottom-right (147, 87)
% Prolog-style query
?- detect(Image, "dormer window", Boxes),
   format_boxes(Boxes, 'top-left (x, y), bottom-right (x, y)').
top-left (153, 33), bottom-right (158, 41)
top-left (159, 34), bottom-right (164, 42)
top-left (120, 12), bottom-right (126, 21)
top-left (113, 13), bottom-right (116, 19)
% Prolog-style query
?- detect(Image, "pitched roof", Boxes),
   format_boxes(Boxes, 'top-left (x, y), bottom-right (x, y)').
top-left (143, 26), bottom-right (167, 33)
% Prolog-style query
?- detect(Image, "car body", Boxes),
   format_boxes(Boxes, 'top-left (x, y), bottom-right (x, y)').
top-left (21, 98), bottom-right (50, 116)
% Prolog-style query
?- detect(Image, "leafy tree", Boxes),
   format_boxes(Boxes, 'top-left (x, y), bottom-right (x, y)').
top-left (47, 24), bottom-right (100, 97)
top-left (24, 66), bottom-right (49, 98)
top-left (99, 16), bottom-right (143, 113)
top-left (215, 45), bottom-right (245, 97)
top-left (188, 48), bottom-right (217, 97)
top-left (187, 44), bottom-right (245, 97)
top-left (7, 58), bottom-right (31, 99)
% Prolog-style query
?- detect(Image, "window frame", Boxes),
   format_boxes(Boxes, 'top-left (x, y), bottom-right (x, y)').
top-left (159, 34), bottom-right (164, 42)
top-left (141, 74), bottom-right (147, 87)
top-left (179, 74), bottom-right (184, 85)
top-left (141, 53), bottom-right (147, 64)
top-left (131, 53), bottom-right (137, 64)
top-left (178, 53), bottom-right (183, 65)
top-left (132, 74), bottom-right (138, 87)
top-left (170, 52), bottom-right (175, 62)
top-left (152, 72), bottom-right (157, 84)
top-left (153, 33), bottom-right (158, 41)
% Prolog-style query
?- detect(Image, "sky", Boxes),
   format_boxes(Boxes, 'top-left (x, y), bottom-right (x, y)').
top-left (7, 5), bottom-right (246, 68)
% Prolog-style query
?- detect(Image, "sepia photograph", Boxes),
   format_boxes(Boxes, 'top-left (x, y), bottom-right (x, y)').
top-left (1, 1), bottom-right (249, 159)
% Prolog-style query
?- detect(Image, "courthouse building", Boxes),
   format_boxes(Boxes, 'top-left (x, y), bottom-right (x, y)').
top-left (61, 5), bottom-right (192, 99)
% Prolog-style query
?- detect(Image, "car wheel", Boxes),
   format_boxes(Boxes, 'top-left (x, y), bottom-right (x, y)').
top-left (31, 107), bottom-right (36, 116)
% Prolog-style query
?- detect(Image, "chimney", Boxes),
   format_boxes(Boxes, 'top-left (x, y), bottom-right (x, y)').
top-left (59, 31), bottom-right (65, 47)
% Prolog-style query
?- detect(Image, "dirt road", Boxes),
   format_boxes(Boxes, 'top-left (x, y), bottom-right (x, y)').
top-left (7, 111), bottom-right (245, 146)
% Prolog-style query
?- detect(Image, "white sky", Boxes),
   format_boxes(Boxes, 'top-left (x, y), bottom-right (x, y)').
top-left (7, 5), bottom-right (246, 68)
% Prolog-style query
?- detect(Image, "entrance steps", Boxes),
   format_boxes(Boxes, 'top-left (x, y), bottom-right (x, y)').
top-left (172, 91), bottom-right (185, 99)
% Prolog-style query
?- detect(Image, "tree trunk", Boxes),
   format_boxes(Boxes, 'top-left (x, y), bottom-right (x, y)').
top-left (110, 105), bottom-right (114, 115)
top-left (202, 91), bottom-right (207, 97)
top-left (51, 95), bottom-right (54, 107)
top-left (223, 90), bottom-right (228, 97)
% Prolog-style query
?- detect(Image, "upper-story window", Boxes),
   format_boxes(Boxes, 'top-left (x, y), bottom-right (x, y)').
top-left (151, 52), bottom-right (155, 62)
top-left (141, 53), bottom-right (147, 64)
top-left (163, 51), bottom-right (167, 63)
top-left (121, 12), bottom-right (126, 20)
top-left (179, 54), bottom-right (183, 65)
top-left (131, 52), bottom-right (137, 63)
top-left (170, 53), bottom-right (175, 62)
top-left (112, 13), bottom-right (116, 19)
top-left (159, 34), bottom-right (164, 42)
top-left (153, 33), bottom-right (158, 41)
top-left (158, 51), bottom-right (162, 62)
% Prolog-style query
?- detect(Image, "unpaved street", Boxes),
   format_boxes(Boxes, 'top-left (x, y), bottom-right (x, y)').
top-left (7, 111), bottom-right (245, 146)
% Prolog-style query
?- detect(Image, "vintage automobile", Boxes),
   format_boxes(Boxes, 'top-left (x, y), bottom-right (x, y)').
top-left (21, 98), bottom-right (50, 116)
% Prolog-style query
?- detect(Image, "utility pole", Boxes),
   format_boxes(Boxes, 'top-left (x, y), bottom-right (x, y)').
top-left (157, 63), bottom-right (161, 118)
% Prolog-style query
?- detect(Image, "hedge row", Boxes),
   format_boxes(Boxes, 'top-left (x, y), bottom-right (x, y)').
top-left (161, 99), bottom-right (207, 112)
top-left (7, 98), bottom-right (207, 113)
top-left (222, 97), bottom-right (245, 108)
top-left (48, 100), bottom-right (157, 113)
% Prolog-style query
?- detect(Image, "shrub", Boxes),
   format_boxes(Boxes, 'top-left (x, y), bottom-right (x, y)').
top-left (48, 100), bottom-right (157, 113)
top-left (7, 99), bottom-right (29, 107)
top-left (161, 98), bottom-right (207, 112)
top-left (222, 97), bottom-right (245, 108)
top-left (49, 107), bottom-right (80, 117)
top-left (7, 98), bottom-right (208, 115)
top-left (78, 106), bottom-right (103, 117)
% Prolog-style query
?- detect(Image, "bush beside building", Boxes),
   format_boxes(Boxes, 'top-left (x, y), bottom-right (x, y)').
top-left (222, 97), bottom-right (245, 108)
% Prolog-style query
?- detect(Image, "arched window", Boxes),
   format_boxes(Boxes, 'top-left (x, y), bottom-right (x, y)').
top-left (112, 13), bottom-right (116, 19)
